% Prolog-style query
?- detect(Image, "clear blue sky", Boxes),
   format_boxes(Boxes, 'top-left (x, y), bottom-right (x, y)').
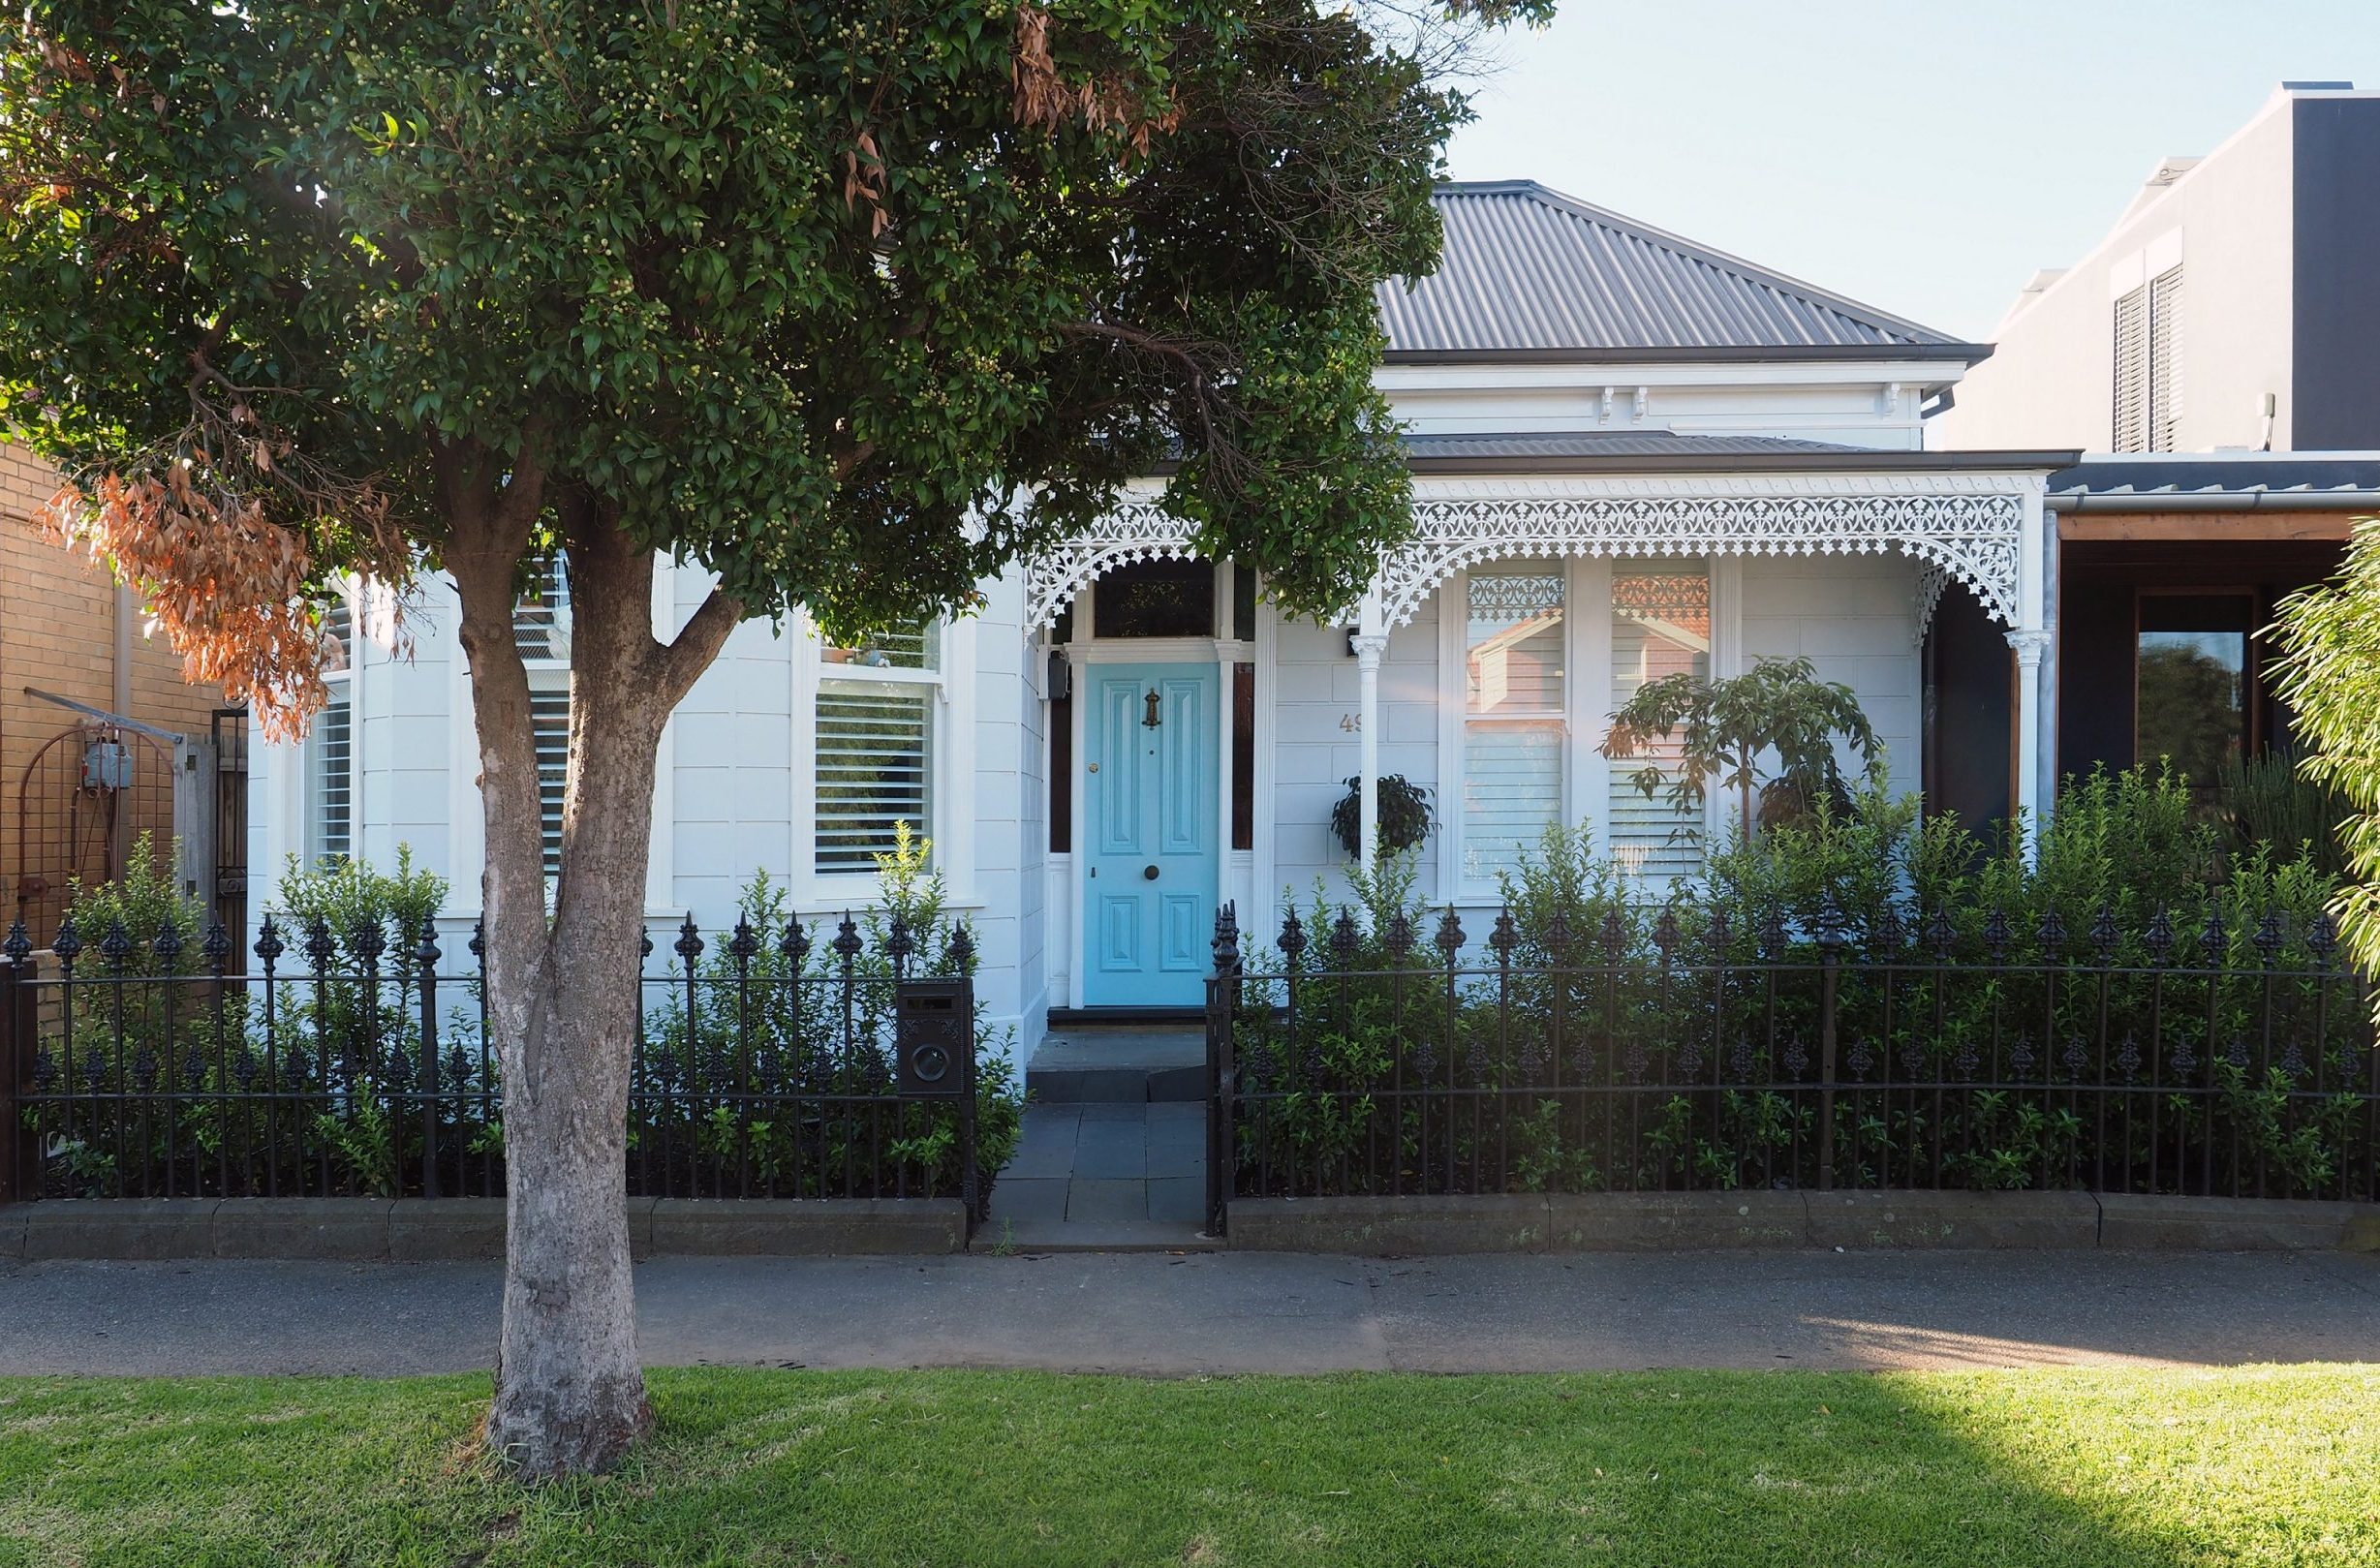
top-left (1442, 1), bottom-right (2380, 341)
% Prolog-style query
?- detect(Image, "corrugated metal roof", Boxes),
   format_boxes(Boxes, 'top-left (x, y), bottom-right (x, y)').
top-left (1378, 182), bottom-right (1978, 359)
top-left (2050, 455), bottom-right (2380, 497)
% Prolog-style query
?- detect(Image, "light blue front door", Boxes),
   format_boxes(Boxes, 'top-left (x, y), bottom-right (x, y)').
top-left (1082, 662), bottom-right (1219, 1008)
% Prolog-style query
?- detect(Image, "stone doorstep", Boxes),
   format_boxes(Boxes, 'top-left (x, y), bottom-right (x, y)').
top-left (0, 1196), bottom-right (968, 1260)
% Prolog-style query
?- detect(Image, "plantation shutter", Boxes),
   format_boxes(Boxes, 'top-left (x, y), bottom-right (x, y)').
top-left (1605, 566), bottom-right (1711, 880)
top-left (513, 556), bottom-right (572, 661)
top-left (2112, 286), bottom-right (2148, 452)
top-left (815, 681), bottom-right (934, 874)
top-left (531, 688), bottom-right (571, 878)
top-left (2148, 264), bottom-right (2184, 451)
top-left (310, 692), bottom-right (352, 865)
top-left (1461, 562), bottom-right (1565, 880)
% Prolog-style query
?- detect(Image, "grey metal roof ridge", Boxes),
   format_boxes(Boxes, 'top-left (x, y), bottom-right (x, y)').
top-left (1406, 446), bottom-right (2079, 477)
top-left (1379, 343), bottom-right (1994, 365)
top-left (1423, 180), bottom-right (1972, 350)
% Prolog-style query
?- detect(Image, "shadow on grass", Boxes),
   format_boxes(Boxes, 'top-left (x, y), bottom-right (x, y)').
top-left (0, 1365), bottom-right (2374, 1565)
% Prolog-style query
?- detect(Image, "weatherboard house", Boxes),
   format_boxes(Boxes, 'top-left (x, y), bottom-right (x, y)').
top-left (251, 182), bottom-right (2072, 1060)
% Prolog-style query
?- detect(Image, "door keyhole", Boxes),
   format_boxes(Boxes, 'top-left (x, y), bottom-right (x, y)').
top-left (1142, 689), bottom-right (1162, 728)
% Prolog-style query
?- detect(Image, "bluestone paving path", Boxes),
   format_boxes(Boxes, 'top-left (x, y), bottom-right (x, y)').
top-left (2, 1249), bottom-right (2374, 1377)
top-left (985, 1102), bottom-right (1211, 1249)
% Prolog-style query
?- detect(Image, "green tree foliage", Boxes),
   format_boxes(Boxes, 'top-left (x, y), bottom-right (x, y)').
top-left (0, 0), bottom-right (1545, 653)
top-left (0, 0), bottom-right (1552, 1474)
top-left (2273, 517), bottom-right (2380, 994)
top-left (1598, 655), bottom-right (1879, 838)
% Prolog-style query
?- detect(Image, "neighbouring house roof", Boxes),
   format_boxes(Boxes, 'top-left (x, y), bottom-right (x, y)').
top-left (1378, 181), bottom-right (1988, 364)
top-left (2048, 454), bottom-right (2380, 510)
top-left (1400, 430), bottom-right (2075, 476)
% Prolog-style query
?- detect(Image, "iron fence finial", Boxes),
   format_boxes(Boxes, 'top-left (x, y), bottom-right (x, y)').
top-left (1435, 907), bottom-right (1466, 966)
top-left (1212, 902), bottom-right (1241, 974)
top-left (1277, 908), bottom-right (1307, 967)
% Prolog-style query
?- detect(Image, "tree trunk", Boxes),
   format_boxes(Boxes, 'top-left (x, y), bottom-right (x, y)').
top-left (448, 498), bottom-right (733, 1479)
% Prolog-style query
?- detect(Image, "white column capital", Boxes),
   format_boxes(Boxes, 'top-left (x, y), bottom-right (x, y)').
top-left (2005, 629), bottom-right (2053, 664)
top-left (1349, 632), bottom-right (1391, 665)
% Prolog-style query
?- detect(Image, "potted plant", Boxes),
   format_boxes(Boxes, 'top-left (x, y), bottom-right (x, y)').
top-left (1331, 774), bottom-right (1435, 860)
top-left (1599, 655), bottom-right (1877, 839)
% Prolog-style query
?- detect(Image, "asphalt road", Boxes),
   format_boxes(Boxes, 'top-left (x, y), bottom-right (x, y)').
top-left (3, 1248), bottom-right (2375, 1377)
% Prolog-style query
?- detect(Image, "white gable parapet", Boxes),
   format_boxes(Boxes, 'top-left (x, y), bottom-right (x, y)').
top-left (1375, 473), bottom-right (2041, 632)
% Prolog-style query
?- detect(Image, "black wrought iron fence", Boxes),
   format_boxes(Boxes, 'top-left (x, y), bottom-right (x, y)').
top-left (0, 910), bottom-right (990, 1215)
top-left (1202, 900), bottom-right (2380, 1232)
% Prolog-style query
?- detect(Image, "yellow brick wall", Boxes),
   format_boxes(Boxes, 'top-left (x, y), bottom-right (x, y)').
top-left (0, 445), bottom-right (230, 939)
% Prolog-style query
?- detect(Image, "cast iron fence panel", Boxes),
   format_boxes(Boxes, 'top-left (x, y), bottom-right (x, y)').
top-left (1203, 900), bottom-right (2380, 1232)
top-left (0, 911), bottom-right (980, 1214)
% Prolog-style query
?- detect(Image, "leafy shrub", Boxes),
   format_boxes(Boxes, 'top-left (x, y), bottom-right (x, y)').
top-left (59, 831), bottom-right (207, 972)
top-left (1231, 765), bottom-right (2373, 1203)
top-left (636, 828), bottom-right (1022, 1214)
top-left (2219, 747), bottom-right (2349, 877)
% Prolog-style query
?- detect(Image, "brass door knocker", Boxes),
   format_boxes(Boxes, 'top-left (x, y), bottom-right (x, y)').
top-left (1142, 688), bottom-right (1162, 728)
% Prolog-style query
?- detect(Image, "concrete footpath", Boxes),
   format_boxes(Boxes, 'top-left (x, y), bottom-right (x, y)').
top-left (3, 1248), bottom-right (2376, 1378)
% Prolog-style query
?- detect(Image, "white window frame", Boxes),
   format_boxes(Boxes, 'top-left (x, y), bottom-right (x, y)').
top-left (1438, 554), bottom-right (1727, 902)
top-left (801, 616), bottom-right (948, 892)
top-left (305, 590), bottom-right (359, 867)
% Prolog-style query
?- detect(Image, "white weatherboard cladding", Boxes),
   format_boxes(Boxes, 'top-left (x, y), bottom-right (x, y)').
top-left (248, 336), bottom-right (2049, 1060)
top-left (1269, 598), bottom-right (1442, 912)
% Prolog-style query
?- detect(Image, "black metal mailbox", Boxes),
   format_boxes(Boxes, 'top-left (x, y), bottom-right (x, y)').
top-left (893, 977), bottom-right (971, 1098)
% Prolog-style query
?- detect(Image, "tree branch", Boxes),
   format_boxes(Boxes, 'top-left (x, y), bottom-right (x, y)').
top-left (651, 584), bottom-right (746, 710)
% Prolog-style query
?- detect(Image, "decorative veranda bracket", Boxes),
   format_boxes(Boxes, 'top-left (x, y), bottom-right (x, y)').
top-left (1022, 500), bottom-right (1200, 634)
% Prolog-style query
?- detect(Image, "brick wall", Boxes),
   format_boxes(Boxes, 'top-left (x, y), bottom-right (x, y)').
top-left (0, 445), bottom-right (231, 940)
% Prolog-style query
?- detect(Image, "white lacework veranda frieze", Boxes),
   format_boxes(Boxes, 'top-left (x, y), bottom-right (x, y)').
top-left (1379, 493), bottom-right (2025, 630)
top-left (1463, 567), bottom-right (1566, 625)
top-left (1025, 489), bottom-right (2026, 633)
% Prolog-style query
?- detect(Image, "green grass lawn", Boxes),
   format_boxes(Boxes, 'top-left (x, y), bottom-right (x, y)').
top-left (1, 1366), bottom-right (2374, 1566)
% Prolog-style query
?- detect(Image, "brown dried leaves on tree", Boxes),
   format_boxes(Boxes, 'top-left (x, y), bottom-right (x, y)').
top-left (1010, 5), bottom-right (1180, 157)
top-left (53, 3), bottom-right (1182, 740)
top-left (46, 424), bottom-right (404, 743)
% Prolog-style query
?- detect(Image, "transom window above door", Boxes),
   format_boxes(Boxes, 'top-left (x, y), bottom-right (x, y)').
top-left (1092, 558), bottom-right (1217, 639)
